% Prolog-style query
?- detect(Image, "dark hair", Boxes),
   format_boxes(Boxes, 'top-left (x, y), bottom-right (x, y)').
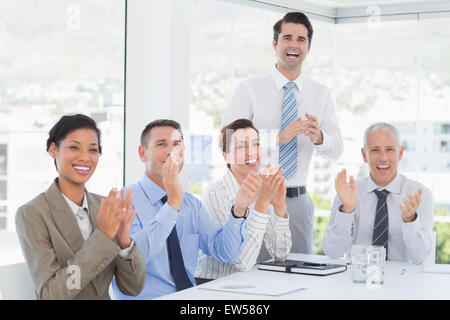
top-left (220, 119), bottom-right (259, 169)
top-left (47, 114), bottom-right (102, 169)
top-left (140, 119), bottom-right (183, 147)
top-left (273, 12), bottom-right (313, 46)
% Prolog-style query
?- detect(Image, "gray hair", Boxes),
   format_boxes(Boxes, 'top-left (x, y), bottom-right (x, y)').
top-left (363, 122), bottom-right (400, 150)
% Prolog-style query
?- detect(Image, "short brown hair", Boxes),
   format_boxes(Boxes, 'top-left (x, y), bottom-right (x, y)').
top-left (220, 119), bottom-right (259, 169)
top-left (140, 119), bottom-right (183, 147)
top-left (273, 12), bottom-right (313, 47)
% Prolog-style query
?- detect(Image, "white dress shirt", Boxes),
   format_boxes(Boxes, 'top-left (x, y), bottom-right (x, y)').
top-left (195, 169), bottom-right (291, 279)
top-left (323, 173), bottom-right (434, 264)
top-left (62, 193), bottom-right (134, 257)
top-left (222, 66), bottom-right (343, 187)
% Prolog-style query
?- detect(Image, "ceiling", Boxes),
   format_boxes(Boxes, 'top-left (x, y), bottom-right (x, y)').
top-left (240, 0), bottom-right (450, 23)
top-left (311, 0), bottom-right (430, 7)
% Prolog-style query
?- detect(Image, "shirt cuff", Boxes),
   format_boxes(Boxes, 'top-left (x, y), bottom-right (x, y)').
top-left (118, 239), bottom-right (135, 258)
top-left (247, 209), bottom-right (270, 234)
top-left (401, 214), bottom-right (421, 236)
top-left (273, 212), bottom-right (289, 222)
top-left (335, 209), bottom-right (355, 232)
top-left (313, 130), bottom-right (333, 152)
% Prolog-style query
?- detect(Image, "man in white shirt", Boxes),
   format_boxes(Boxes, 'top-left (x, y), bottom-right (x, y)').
top-left (222, 12), bottom-right (343, 254)
top-left (323, 123), bottom-right (434, 264)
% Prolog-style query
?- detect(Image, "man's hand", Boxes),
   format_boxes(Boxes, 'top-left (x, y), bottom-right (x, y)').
top-left (304, 113), bottom-right (323, 145)
top-left (335, 169), bottom-right (357, 213)
top-left (115, 188), bottom-right (138, 250)
top-left (399, 188), bottom-right (422, 223)
top-left (278, 117), bottom-right (308, 145)
top-left (278, 114), bottom-right (323, 146)
top-left (234, 171), bottom-right (262, 217)
top-left (162, 146), bottom-right (184, 211)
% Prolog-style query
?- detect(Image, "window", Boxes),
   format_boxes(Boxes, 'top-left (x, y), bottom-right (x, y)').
top-left (0, 145), bottom-right (6, 176)
top-left (443, 124), bottom-right (450, 134)
top-left (440, 141), bottom-right (450, 153)
top-left (188, 0), bottom-right (334, 196)
top-left (187, 0), bottom-right (450, 262)
top-left (434, 123), bottom-right (450, 134)
top-left (0, 0), bottom-right (125, 265)
top-left (0, 181), bottom-right (5, 201)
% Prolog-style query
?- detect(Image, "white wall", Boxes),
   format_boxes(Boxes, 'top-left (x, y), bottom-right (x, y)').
top-left (125, 0), bottom-right (191, 186)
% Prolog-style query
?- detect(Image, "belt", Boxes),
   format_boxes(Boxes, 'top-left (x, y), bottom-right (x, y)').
top-left (286, 186), bottom-right (307, 198)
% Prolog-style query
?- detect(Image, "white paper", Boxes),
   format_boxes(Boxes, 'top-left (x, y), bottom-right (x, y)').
top-left (197, 278), bottom-right (306, 296)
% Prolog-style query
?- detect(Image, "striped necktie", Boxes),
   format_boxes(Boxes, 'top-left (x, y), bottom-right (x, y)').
top-left (279, 81), bottom-right (298, 178)
top-left (161, 195), bottom-right (193, 291)
top-left (372, 189), bottom-right (390, 256)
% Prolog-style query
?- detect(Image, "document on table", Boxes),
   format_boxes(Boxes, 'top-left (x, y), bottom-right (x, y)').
top-left (197, 278), bottom-right (307, 296)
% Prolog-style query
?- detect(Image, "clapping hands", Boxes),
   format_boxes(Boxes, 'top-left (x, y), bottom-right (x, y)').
top-left (255, 165), bottom-right (287, 217)
top-left (234, 171), bottom-right (262, 218)
top-left (96, 188), bottom-right (137, 249)
top-left (399, 188), bottom-right (422, 223)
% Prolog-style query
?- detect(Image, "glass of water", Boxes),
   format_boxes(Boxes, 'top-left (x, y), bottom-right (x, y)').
top-left (366, 245), bottom-right (386, 289)
top-left (351, 245), bottom-right (368, 283)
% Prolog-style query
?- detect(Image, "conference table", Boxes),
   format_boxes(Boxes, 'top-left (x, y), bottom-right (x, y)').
top-left (158, 253), bottom-right (450, 300)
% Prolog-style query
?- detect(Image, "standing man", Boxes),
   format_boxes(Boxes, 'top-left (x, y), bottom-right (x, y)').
top-left (222, 12), bottom-right (343, 254)
top-left (113, 119), bottom-right (261, 299)
top-left (323, 123), bottom-right (434, 264)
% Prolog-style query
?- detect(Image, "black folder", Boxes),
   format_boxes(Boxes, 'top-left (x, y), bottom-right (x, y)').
top-left (257, 259), bottom-right (347, 276)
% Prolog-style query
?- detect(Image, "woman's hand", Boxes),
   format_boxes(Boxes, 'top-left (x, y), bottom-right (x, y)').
top-left (254, 165), bottom-right (282, 214)
top-left (115, 188), bottom-right (138, 249)
top-left (96, 188), bottom-right (121, 240)
top-left (270, 171), bottom-right (287, 218)
top-left (96, 188), bottom-right (136, 247)
top-left (234, 171), bottom-right (262, 217)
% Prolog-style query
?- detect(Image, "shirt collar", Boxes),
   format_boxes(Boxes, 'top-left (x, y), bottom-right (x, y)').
top-left (271, 64), bottom-right (303, 92)
top-left (139, 173), bottom-right (167, 205)
top-left (62, 193), bottom-right (89, 215)
top-left (365, 173), bottom-right (402, 195)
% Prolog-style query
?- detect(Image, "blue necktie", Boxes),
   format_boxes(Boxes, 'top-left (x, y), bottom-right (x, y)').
top-left (279, 81), bottom-right (298, 178)
top-left (372, 189), bottom-right (389, 257)
top-left (161, 195), bottom-right (193, 291)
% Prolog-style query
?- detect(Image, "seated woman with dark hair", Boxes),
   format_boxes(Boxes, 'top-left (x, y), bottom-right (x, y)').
top-left (15, 114), bottom-right (145, 300)
top-left (195, 119), bottom-right (292, 280)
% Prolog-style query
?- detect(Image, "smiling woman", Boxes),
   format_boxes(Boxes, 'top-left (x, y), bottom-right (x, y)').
top-left (14, 114), bottom-right (146, 300)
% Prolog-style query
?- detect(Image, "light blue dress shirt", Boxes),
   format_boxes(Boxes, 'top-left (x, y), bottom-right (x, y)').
top-left (113, 174), bottom-right (248, 300)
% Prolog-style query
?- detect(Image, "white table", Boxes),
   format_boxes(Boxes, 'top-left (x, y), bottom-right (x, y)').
top-left (158, 253), bottom-right (450, 300)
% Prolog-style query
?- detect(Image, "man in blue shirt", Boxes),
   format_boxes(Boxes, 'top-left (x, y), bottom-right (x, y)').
top-left (113, 119), bottom-right (261, 299)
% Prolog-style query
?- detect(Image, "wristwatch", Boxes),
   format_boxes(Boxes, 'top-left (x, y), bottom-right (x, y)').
top-left (231, 205), bottom-right (249, 219)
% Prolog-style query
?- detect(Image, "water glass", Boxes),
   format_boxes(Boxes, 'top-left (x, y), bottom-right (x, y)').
top-left (366, 245), bottom-right (386, 289)
top-left (351, 245), bottom-right (368, 283)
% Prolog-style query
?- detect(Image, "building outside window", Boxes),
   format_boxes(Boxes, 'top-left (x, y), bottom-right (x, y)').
top-left (0, 0), bottom-right (125, 266)
top-left (188, 0), bottom-right (450, 263)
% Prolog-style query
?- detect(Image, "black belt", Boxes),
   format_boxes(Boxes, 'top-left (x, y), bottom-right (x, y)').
top-left (286, 186), bottom-right (306, 198)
